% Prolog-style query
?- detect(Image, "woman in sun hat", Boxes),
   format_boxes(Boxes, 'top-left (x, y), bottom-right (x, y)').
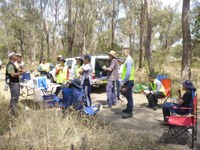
top-left (162, 80), bottom-right (196, 122)
top-left (103, 50), bottom-right (119, 108)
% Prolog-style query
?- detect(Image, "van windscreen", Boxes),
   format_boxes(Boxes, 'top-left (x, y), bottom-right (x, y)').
top-left (95, 59), bottom-right (110, 77)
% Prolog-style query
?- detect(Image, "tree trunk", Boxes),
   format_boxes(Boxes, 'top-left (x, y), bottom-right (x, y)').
top-left (181, 0), bottom-right (191, 80)
top-left (67, 0), bottom-right (73, 57)
top-left (139, 1), bottom-right (145, 69)
top-left (111, 0), bottom-right (115, 49)
top-left (144, 0), bottom-right (154, 74)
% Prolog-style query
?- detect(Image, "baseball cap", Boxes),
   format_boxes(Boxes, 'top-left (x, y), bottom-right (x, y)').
top-left (8, 52), bottom-right (15, 58)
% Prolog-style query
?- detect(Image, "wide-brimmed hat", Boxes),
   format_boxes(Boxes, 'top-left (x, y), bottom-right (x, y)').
top-left (57, 55), bottom-right (62, 58)
top-left (108, 50), bottom-right (118, 58)
top-left (182, 80), bottom-right (196, 90)
top-left (71, 78), bottom-right (82, 89)
top-left (8, 52), bottom-right (15, 58)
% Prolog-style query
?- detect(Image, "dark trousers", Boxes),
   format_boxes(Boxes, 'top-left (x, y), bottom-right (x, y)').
top-left (55, 84), bottom-right (61, 96)
top-left (146, 92), bottom-right (164, 106)
top-left (9, 83), bottom-right (20, 116)
top-left (83, 84), bottom-right (92, 107)
top-left (125, 80), bottom-right (134, 112)
top-left (162, 102), bottom-right (189, 121)
top-left (106, 81), bottom-right (116, 106)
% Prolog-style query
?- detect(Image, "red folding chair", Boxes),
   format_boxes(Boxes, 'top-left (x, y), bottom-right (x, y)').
top-left (158, 78), bottom-right (171, 103)
top-left (165, 95), bottom-right (198, 148)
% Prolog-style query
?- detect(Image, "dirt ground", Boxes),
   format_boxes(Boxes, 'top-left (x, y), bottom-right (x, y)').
top-left (0, 69), bottom-right (199, 150)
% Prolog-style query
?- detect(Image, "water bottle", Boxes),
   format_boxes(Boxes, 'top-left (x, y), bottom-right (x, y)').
top-left (4, 78), bottom-right (10, 91)
top-left (4, 84), bottom-right (8, 91)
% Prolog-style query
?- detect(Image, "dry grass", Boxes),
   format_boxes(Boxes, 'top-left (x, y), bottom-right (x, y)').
top-left (0, 94), bottom-right (168, 150)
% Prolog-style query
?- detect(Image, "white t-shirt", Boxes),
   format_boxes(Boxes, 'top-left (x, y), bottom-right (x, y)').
top-left (81, 63), bottom-right (93, 85)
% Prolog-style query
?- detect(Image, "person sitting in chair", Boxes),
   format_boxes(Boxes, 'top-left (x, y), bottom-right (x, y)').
top-left (144, 74), bottom-right (165, 110)
top-left (162, 80), bottom-right (196, 122)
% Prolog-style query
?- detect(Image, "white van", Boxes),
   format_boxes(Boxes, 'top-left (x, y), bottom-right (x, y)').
top-left (66, 55), bottom-right (110, 87)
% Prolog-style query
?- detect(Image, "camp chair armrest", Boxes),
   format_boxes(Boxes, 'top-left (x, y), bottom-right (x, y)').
top-left (179, 107), bottom-right (193, 110)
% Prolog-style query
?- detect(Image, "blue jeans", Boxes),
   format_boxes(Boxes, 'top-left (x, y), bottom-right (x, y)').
top-left (125, 80), bottom-right (134, 112)
top-left (106, 81), bottom-right (116, 106)
top-left (162, 102), bottom-right (190, 121)
top-left (83, 84), bottom-right (92, 107)
top-left (116, 80), bottom-right (121, 99)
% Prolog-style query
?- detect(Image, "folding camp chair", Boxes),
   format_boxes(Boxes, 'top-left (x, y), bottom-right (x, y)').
top-left (165, 95), bottom-right (198, 148)
top-left (158, 78), bottom-right (171, 103)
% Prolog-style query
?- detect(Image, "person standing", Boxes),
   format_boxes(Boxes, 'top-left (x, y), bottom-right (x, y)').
top-left (121, 48), bottom-right (134, 119)
top-left (116, 58), bottom-right (124, 101)
top-left (79, 55), bottom-right (93, 107)
top-left (103, 50), bottom-right (119, 108)
top-left (54, 57), bottom-right (69, 96)
top-left (6, 52), bottom-right (26, 116)
top-left (73, 57), bottom-right (83, 79)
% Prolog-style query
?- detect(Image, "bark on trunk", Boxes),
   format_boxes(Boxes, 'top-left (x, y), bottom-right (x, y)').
top-left (139, 1), bottom-right (145, 69)
top-left (181, 0), bottom-right (191, 80)
top-left (145, 0), bottom-right (154, 74)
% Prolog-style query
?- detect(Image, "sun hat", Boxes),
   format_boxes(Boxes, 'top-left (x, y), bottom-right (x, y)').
top-left (108, 50), bottom-right (118, 58)
top-left (57, 55), bottom-right (62, 58)
top-left (8, 52), bottom-right (15, 58)
top-left (71, 78), bottom-right (82, 89)
top-left (182, 80), bottom-right (196, 90)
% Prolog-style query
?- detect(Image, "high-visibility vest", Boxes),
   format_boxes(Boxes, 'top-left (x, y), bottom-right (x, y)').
top-left (150, 80), bottom-right (166, 95)
top-left (56, 65), bottom-right (68, 84)
top-left (75, 65), bottom-right (82, 78)
top-left (121, 56), bottom-right (134, 80)
top-left (40, 63), bottom-right (50, 72)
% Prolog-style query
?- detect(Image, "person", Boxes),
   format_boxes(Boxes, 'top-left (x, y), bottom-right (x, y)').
top-left (121, 48), bottom-right (134, 119)
top-left (15, 53), bottom-right (25, 70)
top-left (103, 50), bottom-right (119, 108)
top-left (116, 58), bottom-right (124, 101)
top-left (37, 58), bottom-right (54, 79)
top-left (5, 52), bottom-right (26, 116)
top-left (56, 55), bottom-right (63, 67)
top-left (79, 54), bottom-right (93, 107)
top-left (144, 74), bottom-right (165, 110)
top-left (54, 57), bottom-right (69, 96)
top-left (73, 57), bottom-right (83, 79)
top-left (162, 80), bottom-right (196, 122)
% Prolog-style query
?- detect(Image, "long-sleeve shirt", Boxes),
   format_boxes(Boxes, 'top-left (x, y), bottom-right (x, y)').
top-left (123, 56), bottom-right (133, 84)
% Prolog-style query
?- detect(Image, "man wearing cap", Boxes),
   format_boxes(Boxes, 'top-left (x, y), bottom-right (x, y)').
top-left (103, 50), bottom-right (119, 108)
top-left (15, 53), bottom-right (25, 70)
top-left (121, 48), bottom-right (134, 119)
top-left (6, 52), bottom-right (26, 116)
top-left (56, 55), bottom-right (63, 67)
top-left (79, 54), bottom-right (93, 106)
top-left (162, 80), bottom-right (196, 123)
top-left (54, 57), bottom-right (69, 96)
top-left (144, 74), bottom-right (165, 110)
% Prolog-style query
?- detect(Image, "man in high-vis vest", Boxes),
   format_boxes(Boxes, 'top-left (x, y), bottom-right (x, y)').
top-left (121, 48), bottom-right (134, 119)
top-left (145, 74), bottom-right (165, 110)
top-left (54, 57), bottom-right (69, 96)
